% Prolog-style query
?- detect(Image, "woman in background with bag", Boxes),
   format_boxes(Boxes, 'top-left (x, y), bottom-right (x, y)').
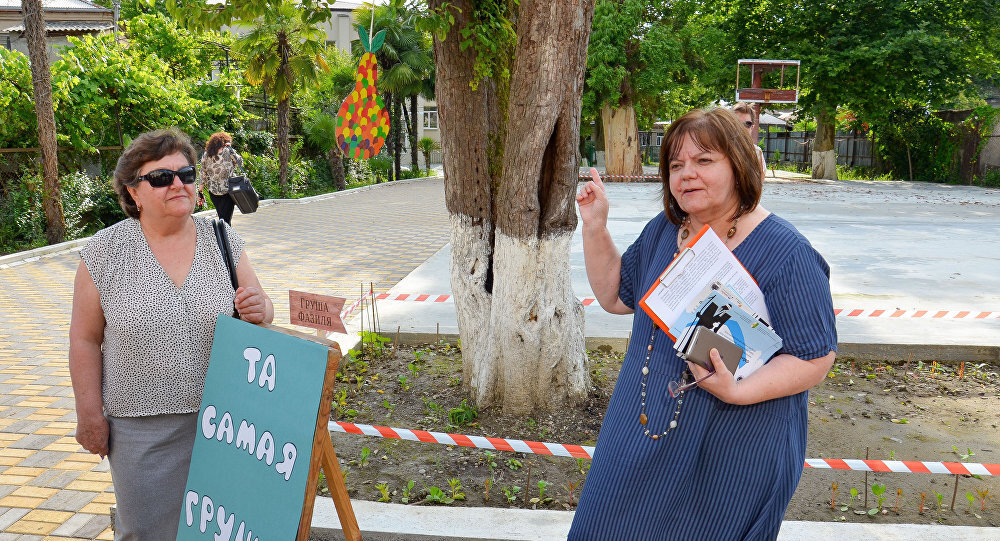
top-left (199, 131), bottom-right (244, 225)
top-left (70, 128), bottom-right (273, 538)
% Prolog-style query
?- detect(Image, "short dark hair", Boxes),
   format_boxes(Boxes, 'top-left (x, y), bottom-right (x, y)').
top-left (657, 108), bottom-right (762, 225)
top-left (113, 128), bottom-right (197, 219)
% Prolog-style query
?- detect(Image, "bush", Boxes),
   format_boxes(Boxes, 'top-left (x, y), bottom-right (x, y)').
top-left (0, 169), bottom-right (124, 255)
top-left (241, 153), bottom-right (309, 199)
top-left (231, 127), bottom-right (275, 156)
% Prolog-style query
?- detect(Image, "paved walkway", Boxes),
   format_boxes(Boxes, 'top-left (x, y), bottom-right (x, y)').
top-left (0, 178), bottom-right (450, 539)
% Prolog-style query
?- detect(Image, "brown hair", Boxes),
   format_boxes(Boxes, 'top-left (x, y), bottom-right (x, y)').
top-left (731, 101), bottom-right (757, 123)
top-left (113, 128), bottom-right (197, 219)
top-left (205, 132), bottom-right (233, 158)
top-left (657, 108), bottom-right (762, 225)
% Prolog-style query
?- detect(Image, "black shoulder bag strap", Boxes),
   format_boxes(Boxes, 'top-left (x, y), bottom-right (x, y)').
top-left (212, 218), bottom-right (240, 317)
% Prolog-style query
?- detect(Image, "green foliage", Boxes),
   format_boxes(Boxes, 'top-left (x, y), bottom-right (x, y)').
top-left (0, 169), bottom-right (125, 255)
top-left (457, 0), bottom-right (516, 90)
top-left (447, 478), bottom-right (466, 501)
top-left (401, 479), bottom-right (416, 503)
top-left (447, 398), bottom-right (478, 427)
top-left (0, 49), bottom-right (36, 149)
top-left (241, 152), bottom-right (310, 198)
top-left (417, 136), bottom-right (440, 172)
top-left (425, 485), bottom-right (455, 504)
top-left (584, 0), bottom-right (726, 126)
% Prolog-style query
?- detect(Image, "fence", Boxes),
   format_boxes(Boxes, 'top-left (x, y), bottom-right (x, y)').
top-left (636, 130), bottom-right (876, 169)
top-left (761, 131), bottom-right (874, 168)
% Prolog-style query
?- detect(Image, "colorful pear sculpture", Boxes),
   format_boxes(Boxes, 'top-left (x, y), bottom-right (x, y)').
top-left (336, 26), bottom-right (390, 159)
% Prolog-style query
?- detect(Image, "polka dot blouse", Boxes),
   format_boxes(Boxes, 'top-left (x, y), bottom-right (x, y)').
top-left (81, 216), bottom-right (245, 417)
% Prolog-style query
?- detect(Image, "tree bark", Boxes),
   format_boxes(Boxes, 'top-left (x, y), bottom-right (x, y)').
top-left (600, 104), bottom-right (643, 176)
top-left (23, 0), bottom-right (65, 244)
top-left (277, 97), bottom-right (290, 194)
top-left (328, 148), bottom-right (345, 190)
top-left (393, 95), bottom-right (402, 180)
top-left (410, 95), bottom-right (419, 172)
top-left (812, 107), bottom-right (838, 180)
top-left (434, 0), bottom-right (594, 414)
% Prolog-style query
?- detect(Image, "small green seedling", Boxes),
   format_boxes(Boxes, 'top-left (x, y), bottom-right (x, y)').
top-left (966, 492), bottom-right (976, 512)
top-left (425, 486), bottom-right (454, 504)
top-left (934, 490), bottom-right (944, 520)
top-left (503, 485), bottom-right (521, 504)
top-left (868, 482), bottom-right (886, 515)
top-left (953, 446), bottom-right (974, 461)
top-left (841, 487), bottom-right (858, 512)
top-left (397, 374), bottom-right (410, 390)
top-left (375, 482), bottom-right (390, 503)
top-left (359, 447), bottom-right (371, 469)
top-left (401, 480), bottom-right (416, 503)
top-left (408, 361), bottom-right (420, 378)
top-left (448, 399), bottom-right (478, 427)
top-left (576, 457), bottom-right (588, 475)
top-left (483, 450), bottom-right (498, 473)
top-left (507, 458), bottom-right (523, 471)
top-left (448, 478), bottom-right (466, 501)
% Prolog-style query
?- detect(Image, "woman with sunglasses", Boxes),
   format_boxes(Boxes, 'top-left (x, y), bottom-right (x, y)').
top-left (68, 128), bottom-right (273, 538)
top-left (199, 131), bottom-right (244, 225)
top-left (733, 101), bottom-right (768, 181)
top-left (570, 108), bottom-right (836, 540)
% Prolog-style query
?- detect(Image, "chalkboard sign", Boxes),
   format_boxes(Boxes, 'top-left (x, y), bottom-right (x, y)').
top-left (177, 315), bottom-right (330, 540)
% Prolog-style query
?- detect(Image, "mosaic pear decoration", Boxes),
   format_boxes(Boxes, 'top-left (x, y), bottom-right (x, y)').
top-left (336, 26), bottom-right (389, 159)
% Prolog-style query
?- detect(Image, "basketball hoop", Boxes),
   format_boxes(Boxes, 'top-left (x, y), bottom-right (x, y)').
top-left (735, 59), bottom-right (800, 104)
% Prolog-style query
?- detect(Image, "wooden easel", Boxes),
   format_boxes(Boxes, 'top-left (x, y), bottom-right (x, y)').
top-left (264, 324), bottom-right (362, 541)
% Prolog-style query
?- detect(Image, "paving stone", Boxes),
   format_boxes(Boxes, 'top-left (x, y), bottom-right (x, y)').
top-left (38, 387), bottom-right (72, 398)
top-left (73, 514), bottom-right (111, 539)
top-left (45, 398), bottom-right (75, 410)
top-left (6, 434), bottom-right (59, 450)
top-left (14, 451), bottom-right (69, 468)
top-left (0, 508), bottom-right (28, 530)
top-left (38, 490), bottom-right (95, 513)
top-left (50, 513), bottom-right (98, 537)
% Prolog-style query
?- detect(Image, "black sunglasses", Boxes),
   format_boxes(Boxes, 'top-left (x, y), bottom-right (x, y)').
top-left (138, 166), bottom-right (196, 188)
top-left (744, 120), bottom-right (754, 128)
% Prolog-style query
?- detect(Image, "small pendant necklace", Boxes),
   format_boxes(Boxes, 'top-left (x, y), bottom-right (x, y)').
top-left (638, 330), bottom-right (686, 440)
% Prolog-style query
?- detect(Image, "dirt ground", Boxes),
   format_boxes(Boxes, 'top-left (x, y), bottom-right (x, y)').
top-left (327, 340), bottom-right (999, 527)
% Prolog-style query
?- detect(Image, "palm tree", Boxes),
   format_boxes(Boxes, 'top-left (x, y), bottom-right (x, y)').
top-left (236, 1), bottom-right (329, 195)
top-left (21, 0), bottom-right (65, 243)
top-left (168, 0), bottom-right (333, 196)
top-left (353, 0), bottom-right (432, 179)
top-left (416, 136), bottom-right (440, 173)
top-left (304, 114), bottom-right (346, 190)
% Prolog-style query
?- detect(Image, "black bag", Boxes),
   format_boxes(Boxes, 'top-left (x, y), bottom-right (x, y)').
top-left (212, 218), bottom-right (240, 318)
top-left (227, 152), bottom-right (259, 214)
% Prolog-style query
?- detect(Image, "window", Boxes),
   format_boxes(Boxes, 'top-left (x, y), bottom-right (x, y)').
top-left (655, 133), bottom-right (663, 146)
top-left (422, 110), bottom-right (438, 130)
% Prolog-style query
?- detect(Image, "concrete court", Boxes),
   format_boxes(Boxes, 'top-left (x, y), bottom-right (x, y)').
top-left (0, 174), bottom-right (998, 539)
top-left (376, 173), bottom-right (1000, 357)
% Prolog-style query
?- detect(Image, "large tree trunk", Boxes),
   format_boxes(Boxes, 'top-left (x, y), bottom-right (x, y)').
top-left (600, 104), bottom-right (642, 176)
top-left (23, 0), bottom-right (65, 244)
top-left (393, 95), bottom-right (402, 180)
top-left (434, 0), bottom-right (594, 414)
top-left (812, 107), bottom-right (838, 180)
top-left (277, 97), bottom-right (290, 194)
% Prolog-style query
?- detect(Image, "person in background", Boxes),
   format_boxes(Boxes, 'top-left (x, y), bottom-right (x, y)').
top-left (69, 128), bottom-right (273, 539)
top-left (199, 131), bottom-right (244, 225)
top-left (569, 107), bottom-right (837, 540)
top-left (733, 101), bottom-right (767, 180)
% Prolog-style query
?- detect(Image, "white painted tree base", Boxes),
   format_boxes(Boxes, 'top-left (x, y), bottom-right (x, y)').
top-left (812, 149), bottom-right (838, 180)
top-left (450, 217), bottom-right (589, 414)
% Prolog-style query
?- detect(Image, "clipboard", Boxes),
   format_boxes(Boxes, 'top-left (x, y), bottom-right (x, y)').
top-left (638, 225), bottom-right (768, 341)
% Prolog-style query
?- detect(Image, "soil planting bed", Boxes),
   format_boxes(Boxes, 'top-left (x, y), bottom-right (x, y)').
top-left (326, 340), bottom-right (999, 527)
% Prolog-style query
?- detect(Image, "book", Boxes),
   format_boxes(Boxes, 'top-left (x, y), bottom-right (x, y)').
top-left (674, 290), bottom-right (782, 380)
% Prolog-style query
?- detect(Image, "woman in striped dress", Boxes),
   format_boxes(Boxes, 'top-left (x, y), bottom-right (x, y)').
top-left (570, 107), bottom-right (837, 540)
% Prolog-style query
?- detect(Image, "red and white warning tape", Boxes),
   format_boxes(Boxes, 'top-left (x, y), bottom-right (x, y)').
top-left (578, 173), bottom-right (660, 182)
top-left (330, 421), bottom-right (998, 475)
top-left (804, 458), bottom-right (1000, 476)
top-left (373, 293), bottom-right (1000, 319)
top-left (341, 289), bottom-right (375, 320)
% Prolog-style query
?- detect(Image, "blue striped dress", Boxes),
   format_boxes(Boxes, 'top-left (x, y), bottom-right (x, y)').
top-left (568, 212), bottom-right (838, 541)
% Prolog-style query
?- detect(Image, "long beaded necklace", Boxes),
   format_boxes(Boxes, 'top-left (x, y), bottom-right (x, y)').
top-left (638, 329), bottom-right (686, 439)
top-left (639, 217), bottom-right (740, 440)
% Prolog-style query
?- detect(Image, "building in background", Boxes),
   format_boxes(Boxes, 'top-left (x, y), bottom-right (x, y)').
top-left (0, 0), bottom-right (113, 63)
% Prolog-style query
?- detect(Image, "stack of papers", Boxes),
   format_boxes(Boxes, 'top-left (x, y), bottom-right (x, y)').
top-left (639, 226), bottom-right (782, 379)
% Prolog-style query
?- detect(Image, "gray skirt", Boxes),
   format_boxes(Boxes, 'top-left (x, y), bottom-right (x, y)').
top-left (107, 413), bottom-right (198, 540)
